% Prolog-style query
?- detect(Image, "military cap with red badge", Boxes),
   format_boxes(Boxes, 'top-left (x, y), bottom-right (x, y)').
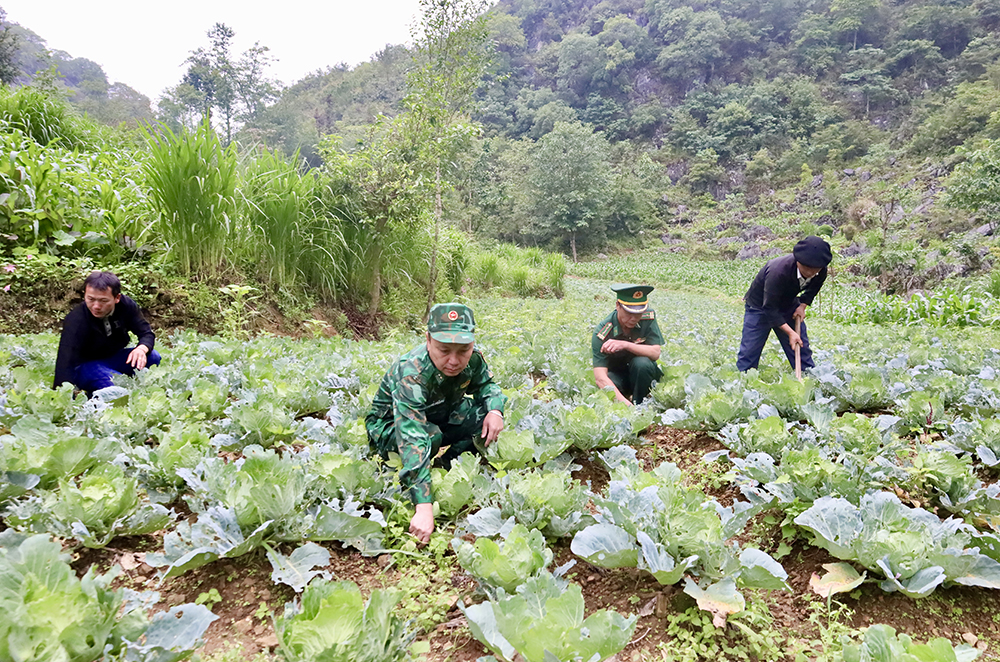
top-left (612, 283), bottom-right (654, 313)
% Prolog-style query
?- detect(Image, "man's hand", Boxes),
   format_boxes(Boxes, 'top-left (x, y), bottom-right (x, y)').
top-left (127, 345), bottom-right (149, 370)
top-left (410, 503), bottom-right (434, 545)
top-left (792, 303), bottom-right (808, 323)
top-left (481, 410), bottom-right (504, 446)
top-left (615, 391), bottom-right (634, 406)
top-left (786, 330), bottom-right (803, 350)
top-left (601, 339), bottom-right (631, 354)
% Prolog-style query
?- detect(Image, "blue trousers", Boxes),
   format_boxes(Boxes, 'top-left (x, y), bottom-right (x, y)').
top-left (736, 306), bottom-right (813, 372)
top-left (75, 347), bottom-right (162, 392)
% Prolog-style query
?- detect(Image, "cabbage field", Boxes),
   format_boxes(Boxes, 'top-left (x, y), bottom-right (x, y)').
top-left (1, 278), bottom-right (999, 661)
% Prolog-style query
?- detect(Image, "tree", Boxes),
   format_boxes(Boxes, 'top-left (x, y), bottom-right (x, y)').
top-left (171, 24), bottom-right (281, 143)
top-left (839, 47), bottom-right (897, 116)
top-left (234, 43), bottom-right (280, 123)
top-left (606, 142), bottom-right (662, 237)
top-left (321, 120), bottom-right (430, 314)
top-left (405, 0), bottom-right (494, 318)
top-left (183, 23), bottom-right (237, 141)
top-left (555, 33), bottom-right (603, 103)
top-left (528, 121), bottom-right (611, 261)
top-left (0, 9), bottom-right (18, 85)
top-left (944, 139), bottom-right (1000, 232)
top-left (156, 82), bottom-right (207, 133)
top-left (830, 0), bottom-right (881, 50)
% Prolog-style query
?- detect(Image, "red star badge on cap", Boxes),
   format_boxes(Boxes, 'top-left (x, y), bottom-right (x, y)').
top-left (448, 310), bottom-right (459, 321)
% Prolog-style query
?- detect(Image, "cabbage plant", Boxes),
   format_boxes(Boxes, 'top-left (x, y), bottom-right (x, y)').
top-left (275, 579), bottom-right (412, 662)
top-left (459, 572), bottom-right (636, 662)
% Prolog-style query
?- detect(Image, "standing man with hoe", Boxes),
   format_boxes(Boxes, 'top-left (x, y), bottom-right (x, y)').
top-left (737, 236), bottom-right (833, 374)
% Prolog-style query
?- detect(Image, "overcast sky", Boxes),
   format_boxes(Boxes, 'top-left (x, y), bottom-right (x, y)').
top-left (3, 0), bottom-right (423, 101)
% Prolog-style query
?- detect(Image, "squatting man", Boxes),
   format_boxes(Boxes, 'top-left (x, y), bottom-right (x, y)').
top-left (54, 271), bottom-right (161, 394)
top-left (366, 303), bottom-right (506, 544)
top-left (591, 283), bottom-right (664, 405)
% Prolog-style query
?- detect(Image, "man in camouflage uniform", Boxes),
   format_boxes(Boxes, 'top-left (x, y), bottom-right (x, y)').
top-left (592, 284), bottom-right (664, 405)
top-left (367, 303), bottom-right (505, 544)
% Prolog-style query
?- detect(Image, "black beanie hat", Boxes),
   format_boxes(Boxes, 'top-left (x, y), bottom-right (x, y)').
top-left (793, 236), bottom-right (832, 268)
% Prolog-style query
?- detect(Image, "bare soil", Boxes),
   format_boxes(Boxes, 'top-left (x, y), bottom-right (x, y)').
top-left (65, 425), bottom-right (1000, 661)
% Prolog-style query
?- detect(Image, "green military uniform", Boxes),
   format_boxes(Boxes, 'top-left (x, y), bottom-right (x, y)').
top-left (592, 284), bottom-right (664, 404)
top-left (366, 304), bottom-right (505, 505)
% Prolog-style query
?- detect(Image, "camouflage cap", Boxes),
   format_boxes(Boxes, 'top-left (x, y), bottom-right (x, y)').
top-left (612, 283), bottom-right (654, 313)
top-left (428, 303), bottom-right (476, 343)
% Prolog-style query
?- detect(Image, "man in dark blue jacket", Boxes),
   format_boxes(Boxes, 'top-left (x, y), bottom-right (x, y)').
top-left (54, 271), bottom-right (161, 393)
top-left (737, 236), bottom-right (832, 373)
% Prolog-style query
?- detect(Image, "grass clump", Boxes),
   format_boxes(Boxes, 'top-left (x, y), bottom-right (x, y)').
top-left (144, 120), bottom-right (237, 278)
top-left (466, 242), bottom-right (566, 298)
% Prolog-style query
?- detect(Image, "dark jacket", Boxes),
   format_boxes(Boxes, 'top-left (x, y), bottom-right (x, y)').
top-left (54, 295), bottom-right (155, 388)
top-left (744, 254), bottom-right (827, 329)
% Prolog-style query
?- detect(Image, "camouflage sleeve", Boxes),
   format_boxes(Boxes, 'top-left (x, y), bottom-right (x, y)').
top-left (392, 370), bottom-right (436, 505)
top-left (469, 354), bottom-right (506, 414)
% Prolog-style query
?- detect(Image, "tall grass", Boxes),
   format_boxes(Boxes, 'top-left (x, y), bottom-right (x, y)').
top-left (144, 121), bottom-right (236, 277)
top-left (236, 149), bottom-right (346, 297)
top-left (0, 86), bottom-right (82, 148)
top-left (544, 252), bottom-right (567, 297)
top-left (472, 252), bottom-right (502, 289)
top-left (91, 148), bottom-right (158, 260)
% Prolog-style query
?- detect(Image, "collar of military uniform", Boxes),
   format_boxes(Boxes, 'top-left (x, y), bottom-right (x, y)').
top-left (420, 345), bottom-right (473, 385)
top-left (606, 308), bottom-right (654, 339)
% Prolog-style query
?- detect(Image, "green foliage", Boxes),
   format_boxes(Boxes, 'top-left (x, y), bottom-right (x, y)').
top-left (795, 492), bottom-right (1000, 597)
top-left (7, 463), bottom-right (172, 548)
top-left (838, 624), bottom-right (981, 662)
top-left (465, 242), bottom-right (566, 297)
top-left (0, 534), bottom-right (216, 662)
top-left (236, 149), bottom-right (345, 297)
top-left (162, 23), bottom-right (280, 142)
top-left (526, 121), bottom-right (611, 260)
top-left (571, 457), bottom-right (787, 624)
top-left (320, 120), bottom-right (431, 313)
top-left (0, 122), bottom-right (151, 257)
top-left (945, 139), bottom-right (1000, 228)
top-left (430, 452), bottom-right (483, 517)
top-left (0, 534), bottom-right (125, 661)
top-left (908, 81), bottom-right (1000, 155)
top-left (828, 287), bottom-right (1000, 327)
top-left (0, 85), bottom-right (83, 147)
top-left (3, 276), bottom-right (1000, 655)
top-left (492, 468), bottom-right (592, 537)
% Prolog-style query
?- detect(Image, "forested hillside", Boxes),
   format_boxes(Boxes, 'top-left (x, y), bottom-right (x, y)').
top-left (1, 11), bottom-right (153, 126)
top-left (255, 0), bottom-right (1000, 172)
top-left (6, 0), bottom-right (1000, 321)
top-left (227, 0), bottom-right (1000, 267)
